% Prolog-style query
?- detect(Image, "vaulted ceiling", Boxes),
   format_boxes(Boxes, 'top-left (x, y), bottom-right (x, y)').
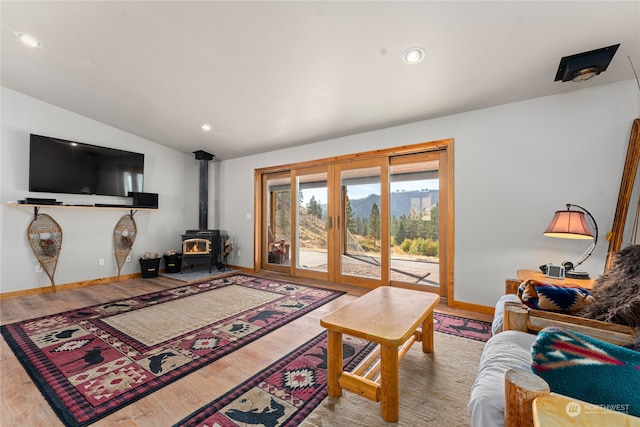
top-left (2, 1), bottom-right (639, 160)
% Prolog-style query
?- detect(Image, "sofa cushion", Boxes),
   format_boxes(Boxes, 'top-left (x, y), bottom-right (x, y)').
top-left (468, 330), bottom-right (537, 427)
top-left (491, 294), bottom-right (521, 335)
top-left (531, 326), bottom-right (640, 417)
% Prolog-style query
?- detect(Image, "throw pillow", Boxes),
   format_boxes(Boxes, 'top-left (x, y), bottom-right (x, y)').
top-left (517, 279), bottom-right (593, 313)
top-left (531, 326), bottom-right (640, 417)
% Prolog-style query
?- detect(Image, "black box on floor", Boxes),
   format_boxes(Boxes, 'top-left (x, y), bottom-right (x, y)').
top-left (139, 258), bottom-right (161, 278)
top-left (163, 253), bottom-right (182, 273)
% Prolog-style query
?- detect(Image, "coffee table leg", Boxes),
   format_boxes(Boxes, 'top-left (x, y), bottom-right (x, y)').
top-left (327, 330), bottom-right (343, 397)
top-left (380, 344), bottom-right (399, 422)
top-left (421, 311), bottom-right (434, 353)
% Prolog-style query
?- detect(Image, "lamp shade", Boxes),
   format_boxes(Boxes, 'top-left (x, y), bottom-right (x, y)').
top-left (544, 210), bottom-right (593, 239)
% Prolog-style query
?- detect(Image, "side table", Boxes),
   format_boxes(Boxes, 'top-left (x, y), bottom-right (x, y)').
top-left (517, 269), bottom-right (595, 289)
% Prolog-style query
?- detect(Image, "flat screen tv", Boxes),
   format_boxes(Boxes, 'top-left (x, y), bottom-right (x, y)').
top-left (29, 134), bottom-right (144, 197)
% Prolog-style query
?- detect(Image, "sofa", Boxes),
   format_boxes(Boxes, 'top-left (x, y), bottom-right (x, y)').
top-left (467, 294), bottom-right (535, 427)
top-left (470, 246), bottom-right (640, 426)
top-left (468, 290), bottom-right (639, 427)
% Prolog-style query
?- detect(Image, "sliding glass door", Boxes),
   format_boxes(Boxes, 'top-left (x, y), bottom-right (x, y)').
top-left (294, 167), bottom-right (330, 279)
top-left (389, 153), bottom-right (441, 292)
top-left (262, 172), bottom-right (291, 270)
top-left (335, 159), bottom-right (386, 286)
top-left (257, 140), bottom-right (453, 296)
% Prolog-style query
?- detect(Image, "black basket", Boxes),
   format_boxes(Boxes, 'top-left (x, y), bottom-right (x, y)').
top-left (139, 258), bottom-right (161, 278)
top-left (163, 253), bottom-right (182, 273)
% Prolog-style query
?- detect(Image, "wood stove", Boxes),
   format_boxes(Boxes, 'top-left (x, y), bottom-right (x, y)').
top-left (181, 150), bottom-right (229, 273)
top-left (181, 230), bottom-right (220, 273)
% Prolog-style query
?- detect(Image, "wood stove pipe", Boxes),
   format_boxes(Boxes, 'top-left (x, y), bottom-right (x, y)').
top-left (193, 150), bottom-right (214, 230)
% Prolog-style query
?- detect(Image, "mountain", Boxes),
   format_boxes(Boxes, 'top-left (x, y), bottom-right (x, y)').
top-left (294, 189), bottom-right (439, 242)
top-left (347, 190), bottom-right (438, 218)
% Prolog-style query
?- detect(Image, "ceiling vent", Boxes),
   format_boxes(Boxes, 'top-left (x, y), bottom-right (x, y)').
top-left (554, 44), bottom-right (620, 82)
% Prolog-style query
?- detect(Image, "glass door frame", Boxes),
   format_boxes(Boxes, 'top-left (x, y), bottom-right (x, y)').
top-left (259, 170), bottom-right (291, 272)
top-left (332, 157), bottom-right (389, 288)
top-left (388, 150), bottom-right (449, 298)
top-left (293, 165), bottom-right (334, 281)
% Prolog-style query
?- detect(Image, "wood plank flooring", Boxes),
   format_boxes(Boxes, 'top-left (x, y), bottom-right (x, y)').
top-left (0, 272), bottom-right (491, 426)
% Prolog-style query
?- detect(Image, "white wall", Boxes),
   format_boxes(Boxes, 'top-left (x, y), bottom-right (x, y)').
top-left (0, 87), bottom-right (200, 293)
top-left (2, 82), bottom-right (638, 305)
top-left (219, 80), bottom-right (639, 307)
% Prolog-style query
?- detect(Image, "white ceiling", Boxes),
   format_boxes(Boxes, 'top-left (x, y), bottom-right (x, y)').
top-left (2, 1), bottom-right (639, 160)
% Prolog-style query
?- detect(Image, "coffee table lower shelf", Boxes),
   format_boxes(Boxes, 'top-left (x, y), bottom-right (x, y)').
top-left (336, 329), bottom-right (423, 403)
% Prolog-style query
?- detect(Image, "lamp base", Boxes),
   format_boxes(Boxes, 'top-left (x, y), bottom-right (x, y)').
top-left (565, 270), bottom-right (590, 280)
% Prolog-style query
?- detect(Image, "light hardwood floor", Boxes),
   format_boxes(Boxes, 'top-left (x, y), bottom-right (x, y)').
top-left (0, 272), bottom-right (491, 426)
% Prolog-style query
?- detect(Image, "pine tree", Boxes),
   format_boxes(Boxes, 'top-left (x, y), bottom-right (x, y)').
top-left (425, 203), bottom-right (439, 240)
top-left (345, 197), bottom-right (356, 233)
top-left (396, 216), bottom-right (407, 244)
top-left (356, 217), bottom-right (368, 236)
top-left (368, 202), bottom-right (381, 245)
top-left (306, 195), bottom-right (323, 219)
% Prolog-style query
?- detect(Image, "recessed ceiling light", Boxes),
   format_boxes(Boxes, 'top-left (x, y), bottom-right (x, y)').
top-left (403, 47), bottom-right (425, 64)
top-left (201, 123), bottom-right (212, 131)
top-left (16, 32), bottom-right (42, 48)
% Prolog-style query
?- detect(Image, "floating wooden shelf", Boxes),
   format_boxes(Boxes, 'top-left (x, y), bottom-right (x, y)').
top-left (7, 203), bottom-right (157, 216)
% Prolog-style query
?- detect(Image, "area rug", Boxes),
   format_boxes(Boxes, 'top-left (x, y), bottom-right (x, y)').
top-left (174, 321), bottom-right (488, 426)
top-left (173, 331), bottom-right (378, 426)
top-left (160, 266), bottom-right (236, 282)
top-left (302, 332), bottom-right (486, 426)
top-left (0, 273), bottom-right (343, 427)
top-left (433, 311), bottom-right (491, 342)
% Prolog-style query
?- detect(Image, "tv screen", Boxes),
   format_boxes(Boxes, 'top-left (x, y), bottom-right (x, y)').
top-left (29, 134), bottom-right (144, 197)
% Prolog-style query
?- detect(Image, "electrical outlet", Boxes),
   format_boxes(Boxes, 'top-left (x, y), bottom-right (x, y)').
top-left (99, 258), bottom-right (105, 266)
top-left (237, 250), bottom-right (241, 257)
top-left (35, 263), bottom-right (43, 273)
top-left (126, 255), bottom-right (131, 262)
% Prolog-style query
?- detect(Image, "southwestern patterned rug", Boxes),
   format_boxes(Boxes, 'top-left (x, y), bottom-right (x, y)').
top-left (432, 311), bottom-right (491, 342)
top-left (0, 273), bottom-right (343, 427)
top-left (173, 331), bottom-right (378, 427)
top-left (174, 312), bottom-right (491, 427)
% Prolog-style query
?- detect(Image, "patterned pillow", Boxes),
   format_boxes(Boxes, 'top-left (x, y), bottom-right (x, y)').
top-left (518, 279), bottom-right (593, 312)
top-left (531, 327), bottom-right (640, 417)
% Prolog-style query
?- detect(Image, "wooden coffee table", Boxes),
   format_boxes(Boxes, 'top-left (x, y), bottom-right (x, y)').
top-left (320, 286), bottom-right (440, 422)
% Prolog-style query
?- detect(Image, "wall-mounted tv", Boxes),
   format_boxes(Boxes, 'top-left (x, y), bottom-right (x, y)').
top-left (29, 134), bottom-right (144, 197)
